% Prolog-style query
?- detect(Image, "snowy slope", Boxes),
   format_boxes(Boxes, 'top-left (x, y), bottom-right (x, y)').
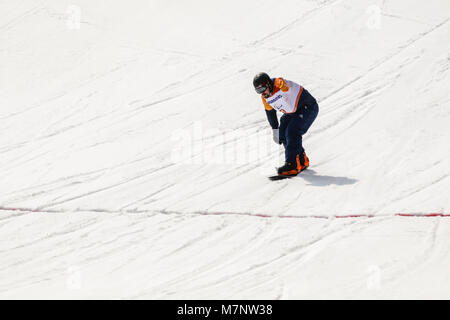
top-left (1, 0), bottom-right (449, 299)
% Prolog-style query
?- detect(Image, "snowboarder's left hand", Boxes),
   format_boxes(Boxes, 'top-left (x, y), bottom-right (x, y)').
top-left (272, 129), bottom-right (280, 144)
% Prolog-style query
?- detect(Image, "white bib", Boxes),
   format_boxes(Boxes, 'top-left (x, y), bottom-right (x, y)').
top-left (265, 80), bottom-right (303, 113)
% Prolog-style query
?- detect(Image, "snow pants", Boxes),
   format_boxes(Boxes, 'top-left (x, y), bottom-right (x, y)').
top-left (279, 101), bottom-right (319, 163)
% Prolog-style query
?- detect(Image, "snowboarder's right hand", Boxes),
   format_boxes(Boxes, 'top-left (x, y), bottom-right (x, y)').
top-left (272, 128), bottom-right (280, 144)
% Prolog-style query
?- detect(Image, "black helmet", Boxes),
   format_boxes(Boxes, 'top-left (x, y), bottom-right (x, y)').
top-left (253, 72), bottom-right (273, 94)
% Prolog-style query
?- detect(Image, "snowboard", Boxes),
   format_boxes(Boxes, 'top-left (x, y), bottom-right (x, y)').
top-left (268, 175), bottom-right (296, 181)
top-left (268, 168), bottom-right (308, 180)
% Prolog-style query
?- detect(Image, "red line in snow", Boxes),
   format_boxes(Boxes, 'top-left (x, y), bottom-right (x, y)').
top-left (261, 213), bottom-right (450, 219)
top-left (396, 213), bottom-right (450, 217)
top-left (0, 206), bottom-right (449, 219)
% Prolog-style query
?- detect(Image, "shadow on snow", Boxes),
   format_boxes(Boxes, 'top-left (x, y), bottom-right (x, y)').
top-left (300, 169), bottom-right (358, 186)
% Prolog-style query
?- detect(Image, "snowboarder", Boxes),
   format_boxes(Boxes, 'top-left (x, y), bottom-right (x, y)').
top-left (253, 72), bottom-right (319, 177)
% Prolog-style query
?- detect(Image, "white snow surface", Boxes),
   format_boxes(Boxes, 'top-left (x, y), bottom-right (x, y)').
top-left (1, 0), bottom-right (450, 299)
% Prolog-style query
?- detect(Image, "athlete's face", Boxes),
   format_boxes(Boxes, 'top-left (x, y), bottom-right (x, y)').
top-left (261, 88), bottom-right (271, 99)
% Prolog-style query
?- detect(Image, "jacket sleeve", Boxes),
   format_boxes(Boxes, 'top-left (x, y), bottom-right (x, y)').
top-left (261, 96), bottom-right (272, 110)
top-left (265, 108), bottom-right (279, 129)
top-left (274, 78), bottom-right (289, 92)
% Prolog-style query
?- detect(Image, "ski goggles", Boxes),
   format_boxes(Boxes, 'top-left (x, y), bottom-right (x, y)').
top-left (255, 85), bottom-right (268, 94)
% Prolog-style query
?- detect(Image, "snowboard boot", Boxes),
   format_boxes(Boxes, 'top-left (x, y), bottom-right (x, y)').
top-left (277, 153), bottom-right (310, 176)
top-left (277, 161), bottom-right (299, 176)
top-left (296, 152), bottom-right (309, 172)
